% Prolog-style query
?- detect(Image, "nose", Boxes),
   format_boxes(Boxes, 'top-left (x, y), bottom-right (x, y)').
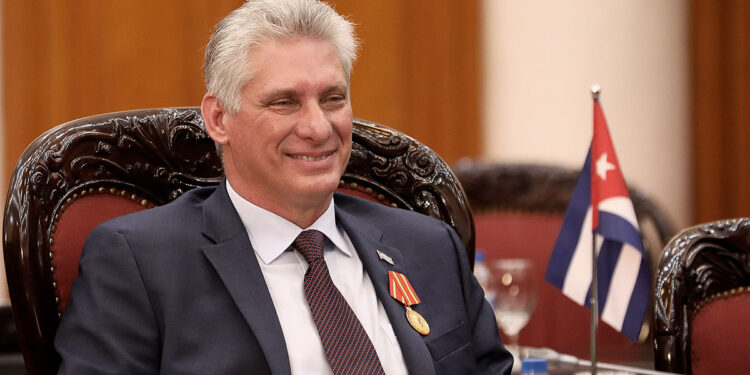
top-left (296, 102), bottom-right (332, 141)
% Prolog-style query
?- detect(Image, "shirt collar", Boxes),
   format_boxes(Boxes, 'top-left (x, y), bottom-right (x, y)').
top-left (225, 180), bottom-right (352, 264)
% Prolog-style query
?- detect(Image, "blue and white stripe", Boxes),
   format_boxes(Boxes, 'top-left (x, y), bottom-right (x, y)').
top-left (545, 149), bottom-right (650, 342)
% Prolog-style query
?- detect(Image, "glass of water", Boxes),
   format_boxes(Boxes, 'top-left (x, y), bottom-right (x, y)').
top-left (491, 258), bottom-right (538, 349)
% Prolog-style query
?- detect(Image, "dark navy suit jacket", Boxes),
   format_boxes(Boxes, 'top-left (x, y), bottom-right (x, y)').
top-left (55, 180), bottom-right (512, 374)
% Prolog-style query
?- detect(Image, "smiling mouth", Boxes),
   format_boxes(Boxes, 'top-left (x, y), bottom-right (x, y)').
top-left (288, 153), bottom-right (332, 161)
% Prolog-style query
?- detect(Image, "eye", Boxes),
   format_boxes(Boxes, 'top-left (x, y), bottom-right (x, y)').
top-left (267, 98), bottom-right (299, 113)
top-left (270, 99), bottom-right (294, 107)
top-left (323, 95), bottom-right (346, 105)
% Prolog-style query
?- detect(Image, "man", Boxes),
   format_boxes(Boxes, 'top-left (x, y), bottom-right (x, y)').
top-left (55, 0), bottom-right (512, 374)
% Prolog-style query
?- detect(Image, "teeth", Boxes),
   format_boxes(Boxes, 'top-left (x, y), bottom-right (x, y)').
top-left (290, 154), bottom-right (327, 161)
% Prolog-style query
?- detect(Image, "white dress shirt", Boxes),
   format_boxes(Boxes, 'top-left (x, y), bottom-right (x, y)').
top-left (226, 181), bottom-right (408, 375)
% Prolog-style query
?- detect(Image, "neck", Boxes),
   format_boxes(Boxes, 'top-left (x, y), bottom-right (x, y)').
top-left (273, 197), bottom-right (332, 229)
top-left (226, 178), bottom-right (333, 229)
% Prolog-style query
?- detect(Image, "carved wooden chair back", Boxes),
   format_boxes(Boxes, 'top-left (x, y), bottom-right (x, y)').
top-left (654, 218), bottom-right (750, 374)
top-left (3, 108), bottom-right (474, 375)
top-left (453, 161), bottom-right (675, 360)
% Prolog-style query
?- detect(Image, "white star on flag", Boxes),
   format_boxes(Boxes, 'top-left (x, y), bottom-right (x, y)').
top-left (595, 152), bottom-right (616, 180)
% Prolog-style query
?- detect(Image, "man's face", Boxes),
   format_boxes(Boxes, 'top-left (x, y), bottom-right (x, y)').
top-left (221, 37), bottom-right (353, 213)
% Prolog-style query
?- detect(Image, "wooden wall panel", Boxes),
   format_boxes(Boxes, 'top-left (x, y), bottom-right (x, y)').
top-left (330, 0), bottom-right (481, 163)
top-left (4, 0), bottom-right (481, 178)
top-left (3, 0), bottom-right (245, 176)
top-left (692, 1), bottom-right (750, 222)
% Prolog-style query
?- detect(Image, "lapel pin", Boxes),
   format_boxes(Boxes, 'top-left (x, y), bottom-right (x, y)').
top-left (377, 249), bottom-right (394, 266)
top-left (388, 271), bottom-right (430, 335)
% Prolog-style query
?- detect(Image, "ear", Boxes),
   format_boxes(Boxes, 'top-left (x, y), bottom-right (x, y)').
top-left (201, 93), bottom-right (230, 145)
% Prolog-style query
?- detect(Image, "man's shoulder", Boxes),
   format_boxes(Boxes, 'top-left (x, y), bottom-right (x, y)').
top-left (98, 184), bottom-right (218, 232)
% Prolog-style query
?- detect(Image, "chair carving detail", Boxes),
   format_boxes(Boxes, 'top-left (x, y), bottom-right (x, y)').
top-left (654, 217), bottom-right (750, 373)
top-left (27, 109), bottom-right (223, 211)
top-left (347, 119), bottom-right (472, 245)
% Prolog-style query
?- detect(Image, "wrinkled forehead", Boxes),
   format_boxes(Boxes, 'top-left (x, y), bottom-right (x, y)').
top-left (246, 35), bottom-right (351, 84)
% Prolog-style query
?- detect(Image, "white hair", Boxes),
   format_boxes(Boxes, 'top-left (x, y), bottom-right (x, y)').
top-left (204, 0), bottom-right (359, 115)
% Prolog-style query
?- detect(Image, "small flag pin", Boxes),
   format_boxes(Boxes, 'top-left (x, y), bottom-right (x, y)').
top-left (377, 249), bottom-right (394, 265)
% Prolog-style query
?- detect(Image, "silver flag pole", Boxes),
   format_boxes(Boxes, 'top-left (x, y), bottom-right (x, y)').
top-left (589, 84), bottom-right (601, 375)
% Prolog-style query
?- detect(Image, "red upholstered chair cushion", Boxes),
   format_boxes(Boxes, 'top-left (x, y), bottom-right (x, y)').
top-left (474, 211), bottom-right (638, 359)
top-left (690, 291), bottom-right (750, 375)
top-left (50, 192), bottom-right (155, 312)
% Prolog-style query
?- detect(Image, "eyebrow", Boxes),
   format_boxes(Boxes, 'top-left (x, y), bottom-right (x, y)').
top-left (322, 83), bottom-right (349, 95)
top-left (260, 83), bottom-right (349, 103)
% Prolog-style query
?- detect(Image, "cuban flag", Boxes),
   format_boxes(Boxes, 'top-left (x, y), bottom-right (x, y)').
top-left (544, 99), bottom-right (650, 342)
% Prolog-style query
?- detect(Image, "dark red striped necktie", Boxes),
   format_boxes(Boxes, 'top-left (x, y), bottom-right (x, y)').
top-left (293, 230), bottom-right (385, 375)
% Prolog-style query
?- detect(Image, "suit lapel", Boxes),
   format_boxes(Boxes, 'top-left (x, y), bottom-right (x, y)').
top-left (200, 181), bottom-right (291, 375)
top-left (336, 204), bottom-right (437, 375)
top-left (197, 186), bottom-right (437, 374)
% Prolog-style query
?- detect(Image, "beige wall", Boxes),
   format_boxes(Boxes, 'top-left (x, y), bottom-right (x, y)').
top-left (481, 0), bottom-right (690, 227)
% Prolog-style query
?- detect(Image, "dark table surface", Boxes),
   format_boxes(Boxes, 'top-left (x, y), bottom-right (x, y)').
top-left (0, 353), bottom-right (25, 375)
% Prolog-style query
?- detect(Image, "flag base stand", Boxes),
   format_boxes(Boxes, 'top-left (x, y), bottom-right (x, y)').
top-left (520, 346), bottom-right (678, 375)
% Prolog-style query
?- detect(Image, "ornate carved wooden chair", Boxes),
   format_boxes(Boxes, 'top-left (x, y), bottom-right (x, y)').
top-left (3, 107), bottom-right (474, 375)
top-left (453, 161), bottom-right (675, 360)
top-left (654, 218), bottom-right (750, 374)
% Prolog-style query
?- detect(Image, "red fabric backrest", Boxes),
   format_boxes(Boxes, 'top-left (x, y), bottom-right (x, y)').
top-left (474, 211), bottom-right (640, 359)
top-left (50, 193), bottom-right (155, 313)
top-left (690, 291), bottom-right (750, 374)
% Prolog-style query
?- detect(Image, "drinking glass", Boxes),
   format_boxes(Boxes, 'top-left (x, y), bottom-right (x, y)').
top-left (490, 258), bottom-right (538, 349)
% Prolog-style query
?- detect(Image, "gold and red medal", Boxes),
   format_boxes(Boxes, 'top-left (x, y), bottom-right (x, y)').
top-left (388, 271), bottom-right (430, 335)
